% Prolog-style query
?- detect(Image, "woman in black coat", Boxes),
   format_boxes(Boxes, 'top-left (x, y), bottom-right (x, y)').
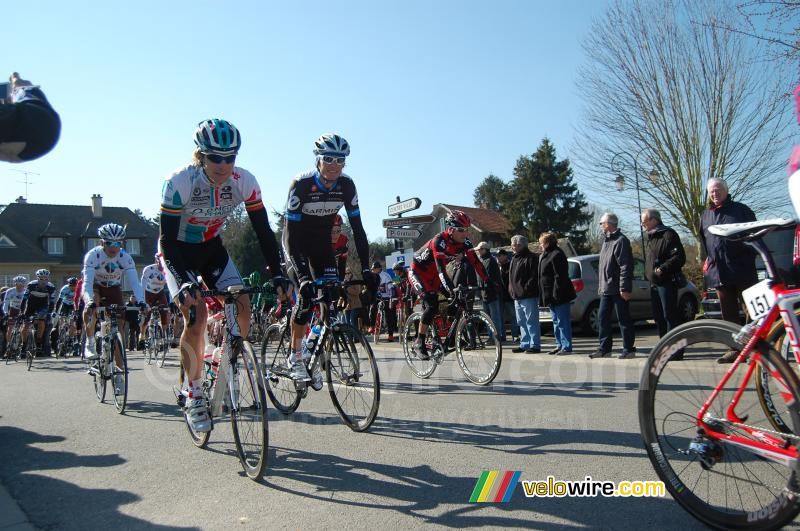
top-left (538, 232), bottom-right (576, 355)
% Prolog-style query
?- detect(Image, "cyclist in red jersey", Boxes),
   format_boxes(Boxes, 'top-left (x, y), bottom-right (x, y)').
top-left (408, 210), bottom-right (490, 359)
top-left (331, 214), bottom-right (349, 280)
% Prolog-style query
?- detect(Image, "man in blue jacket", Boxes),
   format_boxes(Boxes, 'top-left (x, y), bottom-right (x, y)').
top-left (590, 213), bottom-right (636, 359)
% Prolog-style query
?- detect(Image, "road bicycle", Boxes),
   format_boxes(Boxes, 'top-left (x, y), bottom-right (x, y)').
top-left (176, 284), bottom-right (268, 480)
top-left (85, 304), bottom-right (129, 414)
top-left (144, 304), bottom-right (170, 367)
top-left (55, 310), bottom-right (77, 359)
top-left (23, 313), bottom-right (49, 371)
top-left (371, 298), bottom-right (389, 343)
top-left (260, 277), bottom-right (380, 432)
top-left (639, 218), bottom-right (800, 529)
top-left (401, 286), bottom-right (502, 386)
top-left (4, 317), bottom-right (23, 364)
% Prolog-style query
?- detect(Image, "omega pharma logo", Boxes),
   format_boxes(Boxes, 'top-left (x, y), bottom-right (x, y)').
top-left (469, 471), bottom-right (521, 502)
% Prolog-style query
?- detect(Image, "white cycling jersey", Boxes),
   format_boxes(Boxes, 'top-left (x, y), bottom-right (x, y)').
top-left (81, 246), bottom-right (144, 302)
top-left (160, 164), bottom-right (265, 244)
top-left (3, 287), bottom-right (24, 313)
top-left (141, 264), bottom-right (166, 294)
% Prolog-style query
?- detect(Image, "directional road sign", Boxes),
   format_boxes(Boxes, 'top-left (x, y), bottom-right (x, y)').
top-left (387, 197), bottom-right (422, 216)
top-left (386, 228), bottom-right (422, 239)
top-left (382, 214), bottom-right (437, 228)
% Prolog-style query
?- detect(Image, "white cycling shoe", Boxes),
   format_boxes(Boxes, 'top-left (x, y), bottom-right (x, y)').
top-left (186, 398), bottom-right (212, 433)
top-left (289, 359), bottom-right (311, 382)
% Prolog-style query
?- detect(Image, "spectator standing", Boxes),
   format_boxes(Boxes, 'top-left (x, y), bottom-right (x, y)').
top-left (590, 213), bottom-right (636, 360)
top-left (642, 208), bottom-right (686, 337)
top-left (700, 177), bottom-right (758, 363)
top-left (508, 235), bottom-right (541, 353)
top-left (538, 232), bottom-right (576, 355)
top-left (370, 261), bottom-right (397, 342)
top-left (497, 250), bottom-right (519, 342)
top-left (475, 242), bottom-right (505, 341)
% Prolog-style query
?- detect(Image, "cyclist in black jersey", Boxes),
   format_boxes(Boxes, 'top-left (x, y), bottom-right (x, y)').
top-left (282, 133), bottom-right (377, 382)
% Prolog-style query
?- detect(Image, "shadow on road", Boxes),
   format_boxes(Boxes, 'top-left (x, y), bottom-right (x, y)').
top-left (0, 425), bottom-right (199, 530)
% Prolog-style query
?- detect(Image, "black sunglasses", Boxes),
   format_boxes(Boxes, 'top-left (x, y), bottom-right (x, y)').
top-left (204, 153), bottom-right (236, 164)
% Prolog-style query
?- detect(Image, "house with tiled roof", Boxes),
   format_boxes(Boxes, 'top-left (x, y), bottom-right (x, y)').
top-left (410, 203), bottom-right (513, 250)
top-left (0, 195), bottom-right (158, 288)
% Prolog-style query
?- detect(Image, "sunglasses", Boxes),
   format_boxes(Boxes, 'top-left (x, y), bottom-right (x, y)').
top-left (453, 228), bottom-right (468, 233)
top-left (321, 155), bottom-right (346, 165)
top-left (204, 153), bottom-right (237, 164)
top-left (103, 241), bottom-right (123, 248)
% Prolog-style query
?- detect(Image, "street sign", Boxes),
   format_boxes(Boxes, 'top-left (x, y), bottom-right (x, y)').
top-left (382, 214), bottom-right (437, 228)
top-left (387, 197), bottom-right (421, 216)
top-left (386, 228), bottom-right (421, 239)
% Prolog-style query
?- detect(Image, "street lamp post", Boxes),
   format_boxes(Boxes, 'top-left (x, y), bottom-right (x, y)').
top-left (610, 149), bottom-right (649, 264)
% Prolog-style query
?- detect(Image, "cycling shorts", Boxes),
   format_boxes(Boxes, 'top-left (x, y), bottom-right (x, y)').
top-left (163, 237), bottom-right (242, 299)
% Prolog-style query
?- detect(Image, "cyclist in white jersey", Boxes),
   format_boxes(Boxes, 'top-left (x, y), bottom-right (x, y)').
top-left (3, 275), bottom-right (25, 354)
top-left (82, 223), bottom-right (145, 380)
top-left (160, 119), bottom-right (286, 434)
top-left (140, 255), bottom-right (169, 344)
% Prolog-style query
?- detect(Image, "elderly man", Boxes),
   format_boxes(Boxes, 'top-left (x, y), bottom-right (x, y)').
top-left (642, 208), bottom-right (686, 337)
top-left (508, 235), bottom-right (541, 353)
top-left (590, 213), bottom-right (636, 359)
top-left (475, 242), bottom-right (505, 341)
top-left (700, 177), bottom-right (757, 363)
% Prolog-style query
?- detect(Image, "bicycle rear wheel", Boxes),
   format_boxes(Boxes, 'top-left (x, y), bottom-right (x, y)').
top-left (326, 323), bottom-right (380, 431)
top-left (145, 326), bottom-right (154, 365)
top-left (639, 319), bottom-right (800, 529)
top-left (401, 312), bottom-right (438, 379)
top-left (261, 323), bottom-right (301, 415)
top-left (455, 311), bottom-right (502, 385)
top-left (112, 334), bottom-right (128, 414)
top-left (93, 354), bottom-right (106, 403)
top-left (230, 340), bottom-right (269, 480)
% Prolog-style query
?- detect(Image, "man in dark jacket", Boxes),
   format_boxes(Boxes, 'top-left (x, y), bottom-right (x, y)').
top-left (590, 213), bottom-right (636, 359)
top-left (509, 235), bottom-right (541, 353)
top-left (538, 232), bottom-right (576, 355)
top-left (642, 208), bottom-right (686, 337)
top-left (497, 250), bottom-right (519, 341)
top-left (700, 177), bottom-right (758, 363)
top-left (476, 242), bottom-right (505, 341)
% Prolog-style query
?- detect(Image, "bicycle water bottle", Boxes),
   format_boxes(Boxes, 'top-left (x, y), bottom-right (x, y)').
top-left (306, 324), bottom-right (321, 352)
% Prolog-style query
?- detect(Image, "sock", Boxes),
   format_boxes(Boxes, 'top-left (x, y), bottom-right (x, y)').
top-left (189, 379), bottom-right (203, 399)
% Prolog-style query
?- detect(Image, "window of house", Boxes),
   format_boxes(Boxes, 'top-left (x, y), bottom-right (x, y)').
top-left (0, 234), bottom-right (16, 248)
top-left (126, 239), bottom-right (141, 256)
top-left (47, 237), bottom-right (64, 255)
top-left (86, 238), bottom-right (100, 250)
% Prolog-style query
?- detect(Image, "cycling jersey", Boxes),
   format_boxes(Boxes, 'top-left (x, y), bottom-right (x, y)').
top-left (159, 164), bottom-right (281, 289)
top-left (376, 271), bottom-right (395, 300)
top-left (283, 170), bottom-right (369, 284)
top-left (81, 246), bottom-right (144, 302)
top-left (410, 232), bottom-right (488, 294)
top-left (141, 264), bottom-right (167, 294)
top-left (56, 285), bottom-right (75, 310)
top-left (22, 280), bottom-right (56, 315)
top-left (333, 233), bottom-right (349, 280)
top-left (3, 287), bottom-right (24, 314)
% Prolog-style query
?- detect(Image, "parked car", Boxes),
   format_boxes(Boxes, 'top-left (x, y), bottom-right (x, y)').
top-left (700, 225), bottom-right (797, 319)
top-left (539, 254), bottom-right (701, 335)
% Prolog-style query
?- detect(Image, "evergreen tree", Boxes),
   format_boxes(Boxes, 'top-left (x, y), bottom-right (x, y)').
top-left (506, 138), bottom-right (591, 253)
top-left (473, 174), bottom-right (508, 211)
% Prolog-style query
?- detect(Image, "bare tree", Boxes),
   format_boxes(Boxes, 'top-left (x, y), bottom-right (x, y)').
top-left (573, 0), bottom-right (792, 253)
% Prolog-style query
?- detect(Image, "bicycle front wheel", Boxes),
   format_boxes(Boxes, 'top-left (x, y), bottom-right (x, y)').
top-left (156, 325), bottom-right (168, 368)
top-left (25, 329), bottom-right (35, 371)
top-left (145, 327), bottom-right (154, 365)
top-left (401, 312), bottom-right (437, 379)
top-left (639, 319), bottom-right (800, 530)
top-left (261, 323), bottom-right (301, 415)
top-left (455, 311), bottom-right (502, 385)
top-left (326, 324), bottom-right (380, 431)
top-left (112, 333), bottom-right (128, 414)
top-left (230, 340), bottom-right (269, 480)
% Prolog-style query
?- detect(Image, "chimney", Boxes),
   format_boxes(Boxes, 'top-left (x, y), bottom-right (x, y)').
top-left (15, 196), bottom-right (26, 204)
top-left (91, 194), bottom-right (103, 218)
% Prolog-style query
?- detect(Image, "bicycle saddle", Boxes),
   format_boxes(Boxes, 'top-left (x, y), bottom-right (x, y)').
top-left (708, 218), bottom-right (795, 240)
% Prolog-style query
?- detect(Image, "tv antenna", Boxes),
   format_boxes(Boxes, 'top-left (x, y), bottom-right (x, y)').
top-left (10, 169), bottom-right (40, 199)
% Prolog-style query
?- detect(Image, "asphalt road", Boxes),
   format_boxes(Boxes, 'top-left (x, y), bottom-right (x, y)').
top-left (0, 327), bottom-right (723, 530)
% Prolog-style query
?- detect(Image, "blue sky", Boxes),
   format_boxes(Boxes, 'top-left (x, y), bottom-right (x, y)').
top-left (6, 0), bottom-right (614, 242)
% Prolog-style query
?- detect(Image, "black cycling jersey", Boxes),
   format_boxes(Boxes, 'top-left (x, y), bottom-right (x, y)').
top-left (282, 170), bottom-right (369, 284)
top-left (22, 280), bottom-right (56, 315)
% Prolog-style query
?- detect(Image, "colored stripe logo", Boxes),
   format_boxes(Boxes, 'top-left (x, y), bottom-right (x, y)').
top-left (469, 471), bottom-right (521, 502)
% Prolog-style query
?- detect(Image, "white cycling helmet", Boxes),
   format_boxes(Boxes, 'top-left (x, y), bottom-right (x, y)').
top-left (35, 269), bottom-right (50, 278)
top-left (313, 133), bottom-right (350, 157)
top-left (98, 223), bottom-right (126, 241)
top-left (194, 119), bottom-right (241, 155)
top-left (13, 275), bottom-right (26, 284)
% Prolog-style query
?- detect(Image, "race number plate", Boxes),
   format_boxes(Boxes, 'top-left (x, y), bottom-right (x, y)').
top-left (742, 279), bottom-right (776, 320)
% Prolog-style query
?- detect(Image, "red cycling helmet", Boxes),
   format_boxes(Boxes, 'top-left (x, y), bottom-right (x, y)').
top-left (445, 210), bottom-right (471, 229)
top-left (333, 214), bottom-right (343, 226)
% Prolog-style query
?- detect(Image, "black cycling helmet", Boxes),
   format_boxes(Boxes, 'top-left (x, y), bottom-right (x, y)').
top-left (67, 277), bottom-right (78, 286)
top-left (371, 261), bottom-right (382, 269)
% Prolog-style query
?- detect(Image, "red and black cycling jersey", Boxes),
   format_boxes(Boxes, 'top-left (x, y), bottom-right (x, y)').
top-left (410, 232), bottom-right (488, 293)
top-left (332, 233), bottom-right (349, 280)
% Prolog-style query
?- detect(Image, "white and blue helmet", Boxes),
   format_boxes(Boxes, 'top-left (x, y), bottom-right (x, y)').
top-left (98, 223), bottom-right (126, 241)
top-left (13, 275), bottom-right (26, 284)
top-left (313, 133), bottom-right (350, 157)
top-left (194, 119), bottom-right (241, 155)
